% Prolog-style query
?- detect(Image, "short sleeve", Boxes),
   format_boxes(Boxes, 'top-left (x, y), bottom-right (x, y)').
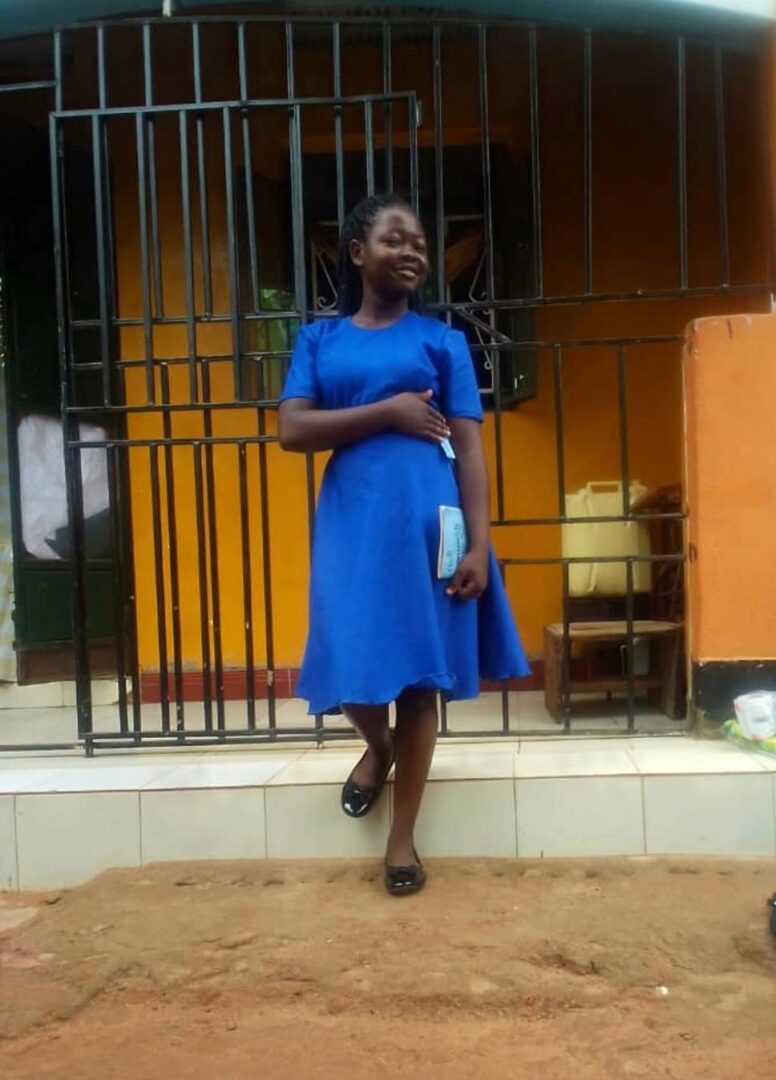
top-left (279, 323), bottom-right (320, 403)
top-left (439, 328), bottom-right (483, 422)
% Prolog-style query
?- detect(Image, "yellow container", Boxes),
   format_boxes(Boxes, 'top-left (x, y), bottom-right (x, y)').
top-left (563, 481), bottom-right (652, 597)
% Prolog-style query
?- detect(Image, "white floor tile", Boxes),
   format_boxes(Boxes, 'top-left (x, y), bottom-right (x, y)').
top-left (415, 779), bottom-right (517, 857)
top-left (145, 756), bottom-right (296, 790)
top-left (62, 681), bottom-right (121, 708)
top-left (516, 777), bottom-right (645, 857)
top-left (429, 746), bottom-right (516, 781)
top-left (519, 736), bottom-right (641, 753)
top-left (268, 749), bottom-right (364, 786)
top-left (265, 784), bottom-right (390, 858)
top-left (0, 767), bottom-right (59, 794)
top-left (0, 683), bottom-right (64, 709)
top-left (515, 749), bottom-right (637, 778)
top-left (643, 774), bottom-right (776, 856)
top-left (17, 764), bottom-right (182, 793)
top-left (0, 708), bottom-right (78, 748)
top-left (140, 788), bottom-right (266, 863)
top-left (15, 792), bottom-right (141, 889)
top-left (0, 795), bottom-right (17, 890)
top-left (629, 740), bottom-right (767, 775)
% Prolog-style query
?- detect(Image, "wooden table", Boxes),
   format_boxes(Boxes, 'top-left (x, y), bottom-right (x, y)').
top-left (543, 620), bottom-right (684, 722)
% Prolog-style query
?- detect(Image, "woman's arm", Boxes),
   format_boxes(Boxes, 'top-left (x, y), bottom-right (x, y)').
top-left (446, 417), bottom-right (490, 600)
top-left (278, 392), bottom-right (451, 453)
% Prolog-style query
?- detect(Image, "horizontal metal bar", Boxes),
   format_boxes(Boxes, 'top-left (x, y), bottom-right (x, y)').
top-left (492, 512), bottom-right (686, 526)
top-left (500, 554), bottom-right (685, 566)
top-left (54, 91), bottom-right (417, 120)
top-left (427, 283), bottom-right (773, 312)
top-left (74, 14), bottom-right (763, 46)
top-left (65, 281), bottom-right (771, 330)
top-left (69, 312), bottom-right (301, 328)
top-left (0, 744), bottom-right (80, 753)
top-left (76, 723), bottom-right (686, 752)
top-left (0, 80), bottom-right (56, 94)
top-left (70, 435), bottom-right (278, 449)
top-left (66, 399), bottom-right (279, 415)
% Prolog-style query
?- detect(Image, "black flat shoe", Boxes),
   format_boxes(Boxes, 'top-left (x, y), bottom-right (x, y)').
top-left (340, 736), bottom-right (394, 818)
top-left (385, 850), bottom-right (426, 897)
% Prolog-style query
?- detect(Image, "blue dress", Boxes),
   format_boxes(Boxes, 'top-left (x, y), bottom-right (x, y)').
top-left (280, 311), bottom-right (530, 714)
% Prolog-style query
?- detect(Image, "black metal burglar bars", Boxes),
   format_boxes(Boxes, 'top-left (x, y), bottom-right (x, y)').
top-left (0, 12), bottom-right (771, 753)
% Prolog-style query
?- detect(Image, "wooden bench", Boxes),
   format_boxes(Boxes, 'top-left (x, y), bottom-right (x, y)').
top-left (543, 620), bottom-right (684, 722)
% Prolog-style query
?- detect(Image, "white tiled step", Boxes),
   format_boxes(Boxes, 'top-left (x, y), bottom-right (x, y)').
top-left (1, 736), bottom-right (775, 891)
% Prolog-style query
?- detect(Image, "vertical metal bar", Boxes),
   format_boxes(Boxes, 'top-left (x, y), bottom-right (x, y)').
top-left (148, 444), bottom-right (170, 733)
top-left (96, 25), bottom-right (107, 108)
top-left (200, 365), bottom-right (225, 732)
top-left (192, 441), bottom-right (213, 731)
top-left (257, 416), bottom-right (277, 732)
top-left (222, 106), bottom-right (242, 397)
top-left (583, 29), bottom-right (593, 295)
top-left (289, 112), bottom-right (307, 315)
top-left (618, 343), bottom-right (630, 517)
top-left (439, 695), bottom-right (448, 735)
top-left (193, 22), bottom-right (214, 317)
top-left (561, 561), bottom-right (572, 732)
top-left (529, 25), bottom-right (543, 298)
top-left (382, 22), bottom-right (394, 193)
top-left (105, 444), bottom-right (129, 733)
top-left (143, 23), bottom-right (164, 319)
top-left (677, 37), bottom-right (689, 290)
top-left (625, 559), bottom-right (636, 732)
top-left (91, 115), bottom-right (112, 406)
top-left (305, 452), bottom-right (320, 738)
top-left (364, 99), bottom-right (375, 197)
top-left (286, 21), bottom-right (296, 96)
top-left (492, 346), bottom-right (505, 522)
top-left (714, 44), bottom-right (730, 286)
top-left (432, 24), bottom-right (446, 305)
top-left (116, 442), bottom-right (143, 738)
top-left (238, 22), bottom-right (261, 314)
top-left (288, 19), bottom-right (316, 736)
top-left (409, 93), bottom-right (419, 214)
top-left (179, 110), bottom-right (198, 403)
top-left (332, 23), bottom-right (346, 230)
top-left (160, 365), bottom-right (185, 733)
top-left (134, 114), bottom-right (155, 403)
top-left (501, 560), bottom-right (510, 733)
top-left (50, 114), bottom-right (92, 745)
top-left (553, 345), bottom-right (567, 517)
top-left (238, 442), bottom-right (256, 729)
top-left (478, 24), bottom-right (495, 302)
top-left (54, 29), bottom-right (63, 111)
top-left (287, 29), bottom-right (307, 317)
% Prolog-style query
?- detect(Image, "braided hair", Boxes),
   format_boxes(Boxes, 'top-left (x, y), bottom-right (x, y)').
top-left (336, 193), bottom-right (424, 316)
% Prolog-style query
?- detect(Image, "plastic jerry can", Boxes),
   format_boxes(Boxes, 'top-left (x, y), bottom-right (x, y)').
top-left (562, 480), bottom-right (652, 597)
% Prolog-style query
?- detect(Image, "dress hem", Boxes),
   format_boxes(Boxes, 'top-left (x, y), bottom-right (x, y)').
top-left (299, 664), bottom-right (530, 717)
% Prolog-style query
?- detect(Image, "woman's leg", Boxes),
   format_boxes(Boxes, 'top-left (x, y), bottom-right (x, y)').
top-left (386, 689), bottom-right (438, 867)
top-left (341, 703), bottom-right (392, 787)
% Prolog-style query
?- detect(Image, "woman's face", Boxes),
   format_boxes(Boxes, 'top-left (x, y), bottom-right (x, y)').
top-left (350, 205), bottom-right (429, 300)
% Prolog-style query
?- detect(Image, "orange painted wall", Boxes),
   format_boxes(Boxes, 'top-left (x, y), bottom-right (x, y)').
top-left (684, 314), bottom-right (776, 662)
top-left (99, 24), bottom-right (770, 669)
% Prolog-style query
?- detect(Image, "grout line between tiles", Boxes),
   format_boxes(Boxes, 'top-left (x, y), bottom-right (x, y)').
top-left (512, 777), bottom-right (519, 858)
top-left (138, 790), bottom-right (145, 865)
top-left (639, 775), bottom-right (648, 855)
top-left (262, 788), bottom-right (268, 859)
top-left (13, 793), bottom-right (19, 892)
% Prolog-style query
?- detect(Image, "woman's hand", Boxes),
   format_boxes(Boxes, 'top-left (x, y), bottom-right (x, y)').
top-left (446, 547), bottom-right (489, 601)
top-left (387, 390), bottom-right (451, 444)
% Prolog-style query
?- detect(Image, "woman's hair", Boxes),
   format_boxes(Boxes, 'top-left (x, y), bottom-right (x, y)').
top-left (336, 193), bottom-right (423, 316)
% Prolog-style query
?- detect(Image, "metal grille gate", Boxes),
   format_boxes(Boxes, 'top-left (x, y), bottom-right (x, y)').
top-left (0, 13), bottom-right (771, 752)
